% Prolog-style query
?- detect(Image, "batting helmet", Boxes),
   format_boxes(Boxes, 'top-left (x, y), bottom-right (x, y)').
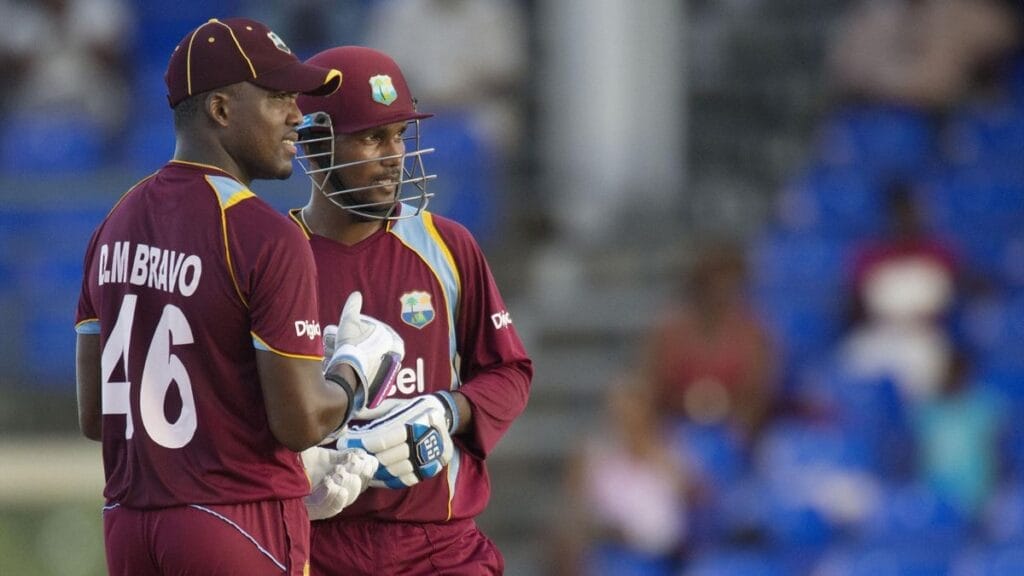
top-left (295, 46), bottom-right (435, 220)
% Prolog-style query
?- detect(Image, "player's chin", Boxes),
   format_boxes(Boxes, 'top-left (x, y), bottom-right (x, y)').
top-left (267, 161), bottom-right (295, 181)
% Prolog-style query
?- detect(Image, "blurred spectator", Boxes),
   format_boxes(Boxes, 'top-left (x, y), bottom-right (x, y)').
top-left (0, 0), bottom-right (132, 135)
top-left (364, 0), bottom-right (527, 159)
top-left (555, 376), bottom-right (689, 576)
top-left (645, 242), bottom-right (777, 441)
top-left (828, 0), bottom-right (1023, 110)
top-left (838, 182), bottom-right (960, 403)
top-left (910, 348), bottom-right (1008, 521)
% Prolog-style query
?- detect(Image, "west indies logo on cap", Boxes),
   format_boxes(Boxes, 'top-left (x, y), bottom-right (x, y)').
top-left (266, 30), bottom-right (291, 54)
top-left (369, 75), bottom-right (398, 106)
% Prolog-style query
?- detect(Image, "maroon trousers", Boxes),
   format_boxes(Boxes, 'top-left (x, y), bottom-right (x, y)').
top-left (310, 517), bottom-right (503, 575)
top-left (103, 499), bottom-right (310, 575)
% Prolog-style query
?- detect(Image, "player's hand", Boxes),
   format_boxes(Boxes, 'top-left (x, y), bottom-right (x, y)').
top-left (324, 291), bottom-right (404, 421)
top-left (300, 446), bottom-right (379, 521)
top-left (337, 393), bottom-right (457, 489)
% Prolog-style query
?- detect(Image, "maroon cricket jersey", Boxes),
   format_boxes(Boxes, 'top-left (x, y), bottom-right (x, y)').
top-left (75, 161), bottom-right (324, 509)
top-left (290, 206), bottom-right (533, 523)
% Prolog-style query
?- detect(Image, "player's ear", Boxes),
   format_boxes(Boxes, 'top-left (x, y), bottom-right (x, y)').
top-left (205, 90), bottom-right (232, 128)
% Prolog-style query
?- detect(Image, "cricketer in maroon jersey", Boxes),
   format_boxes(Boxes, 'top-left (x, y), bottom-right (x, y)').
top-left (292, 46), bottom-right (532, 575)
top-left (70, 18), bottom-right (389, 576)
top-left (291, 205), bottom-right (532, 522)
top-left (76, 160), bottom-right (324, 508)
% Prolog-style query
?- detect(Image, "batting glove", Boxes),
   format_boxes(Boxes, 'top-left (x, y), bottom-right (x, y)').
top-left (324, 291), bottom-right (404, 426)
top-left (300, 446), bottom-right (379, 521)
top-left (337, 392), bottom-right (458, 489)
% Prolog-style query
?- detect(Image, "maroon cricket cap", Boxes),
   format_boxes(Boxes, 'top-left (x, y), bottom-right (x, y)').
top-left (165, 18), bottom-right (342, 108)
top-left (297, 46), bottom-right (431, 134)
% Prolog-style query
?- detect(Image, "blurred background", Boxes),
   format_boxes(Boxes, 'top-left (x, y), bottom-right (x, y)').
top-left (2, 0), bottom-right (1024, 574)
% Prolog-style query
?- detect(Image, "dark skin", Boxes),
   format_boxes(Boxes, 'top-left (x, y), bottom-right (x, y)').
top-left (76, 81), bottom-right (354, 451)
top-left (300, 121), bottom-right (473, 434)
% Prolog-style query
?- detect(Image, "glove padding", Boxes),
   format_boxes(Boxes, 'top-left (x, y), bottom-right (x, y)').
top-left (337, 393), bottom-right (456, 489)
top-left (324, 291), bottom-right (405, 422)
top-left (300, 446), bottom-right (379, 521)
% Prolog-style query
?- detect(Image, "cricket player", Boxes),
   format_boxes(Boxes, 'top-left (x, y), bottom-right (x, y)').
top-left (74, 19), bottom-right (401, 575)
top-left (291, 46), bottom-right (533, 574)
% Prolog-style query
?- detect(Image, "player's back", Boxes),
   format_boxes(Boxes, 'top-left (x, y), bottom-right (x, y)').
top-left (78, 161), bottom-right (313, 509)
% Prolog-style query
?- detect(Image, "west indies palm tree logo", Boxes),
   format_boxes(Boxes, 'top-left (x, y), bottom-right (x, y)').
top-left (369, 74), bottom-right (398, 106)
top-left (400, 291), bottom-right (435, 329)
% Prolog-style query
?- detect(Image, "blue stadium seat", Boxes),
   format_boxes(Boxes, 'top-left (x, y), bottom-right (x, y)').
top-left (19, 254), bottom-right (85, 383)
top-left (673, 422), bottom-right (747, 488)
top-left (983, 482), bottom-right (1024, 544)
top-left (7, 207), bottom-right (105, 383)
top-left (683, 548), bottom-right (789, 576)
top-left (816, 544), bottom-right (955, 576)
top-left (121, 63), bottom-right (176, 169)
top-left (964, 294), bottom-right (1024, 404)
top-left (756, 420), bottom-right (874, 479)
top-left (0, 112), bottom-right (107, 174)
top-left (752, 283), bottom-right (846, 387)
top-left (775, 167), bottom-right (886, 240)
top-left (584, 544), bottom-right (676, 576)
top-left (133, 1), bottom-right (242, 71)
top-left (952, 545), bottom-right (1024, 576)
top-left (122, 113), bottom-right (175, 170)
top-left (750, 232), bottom-right (852, 292)
top-left (857, 481), bottom-right (968, 547)
top-left (800, 368), bottom-right (911, 478)
top-left (416, 113), bottom-right (497, 246)
top-left (922, 169), bottom-right (1024, 236)
top-left (944, 102), bottom-right (1024, 168)
top-left (814, 105), bottom-right (938, 180)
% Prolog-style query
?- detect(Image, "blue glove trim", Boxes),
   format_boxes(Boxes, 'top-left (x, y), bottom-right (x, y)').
top-left (433, 391), bottom-right (459, 434)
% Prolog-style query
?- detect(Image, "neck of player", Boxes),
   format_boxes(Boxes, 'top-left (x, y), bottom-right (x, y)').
top-left (302, 193), bottom-right (384, 246)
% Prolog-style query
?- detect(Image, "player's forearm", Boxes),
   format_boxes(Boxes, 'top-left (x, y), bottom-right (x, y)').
top-left (449, 391), bottom-right (473, 435)
top-left (269, 379), bottom-right (350, 451)
top-left (258, 353), bottom-right (351, 450)
top-left (76, 334), bottom-right (103, 441)
top-left (455, 360), bottom-right (532, 456)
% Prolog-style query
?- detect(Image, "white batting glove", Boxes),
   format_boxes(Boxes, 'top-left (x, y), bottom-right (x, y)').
top-left (337, 392), bottom-right (458, 489)
top-left (324, 292), bottom-right (405, 425)
top-left (300, 446), bottom-right (378, 521)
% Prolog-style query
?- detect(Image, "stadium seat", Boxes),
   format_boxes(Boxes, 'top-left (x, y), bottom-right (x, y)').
top-left (756, 420), bottom-right (875, 480)
top-left (749, 232), bottom-right (851, 292)
top-left (752, 283), bottom-right (846, 393)
top-left (814, 105), bottom-right (937, 180)
top-left (964, 294), bottom-right (1024, 404)
top-left (415, 113), bottom-right (497, 246)
top-left (922, 169), bottom-right (1024, 236)
top-left (856, 481), bottom-right (968, 547)
top-left (775, 167), bottom-right (886, 240)
top-left (0, 111), bottom-right (107, 175)
top-left (944, 102), bottom-right (1024, 168)
top-left (815, 544), bottom-right (954, 576)
top-left (673, 422), bottom-right (747, 487)
top-left (584, 544), bottom-right (676, 576)
top-left (953, 545), bottom-right (1024, 576)
top-left (982, 482), bottom-right (1024, 544)
top-left (683, 548), bottom-right (788, 576)
top-left (7, 207), bottom-right (105, 383)
top-left (816, 369), bottom-right (910, 476)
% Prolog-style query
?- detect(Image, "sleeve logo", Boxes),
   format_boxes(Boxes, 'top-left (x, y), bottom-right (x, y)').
top-left (490, 310), bottom-right (513, 330)
top-left (294, 320), bottom-right (322, 340)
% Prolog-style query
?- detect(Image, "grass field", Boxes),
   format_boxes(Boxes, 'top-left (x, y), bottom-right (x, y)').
top-left (0, 436), bottom-right (106, 576)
